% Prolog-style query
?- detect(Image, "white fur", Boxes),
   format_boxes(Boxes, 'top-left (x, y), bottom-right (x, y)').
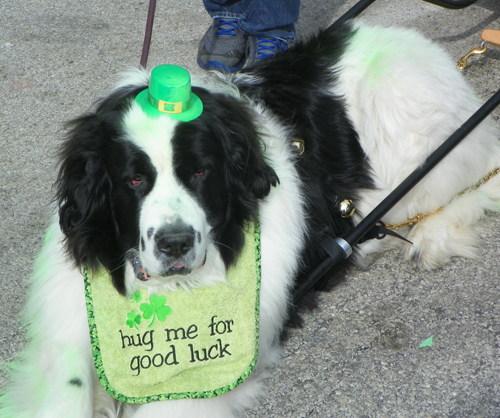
top-left (0, 80), bottom-right (304, 418)
top-left (333, 22), bottom-right (500, 268)
top-left (3, 21), bottom-right (500, 418)
top-left (124, 107), bottom-right (214, 288)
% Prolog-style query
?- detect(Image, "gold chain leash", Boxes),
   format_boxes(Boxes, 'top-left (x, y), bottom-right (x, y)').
top-left (384, 167), bottom-right (500, 230)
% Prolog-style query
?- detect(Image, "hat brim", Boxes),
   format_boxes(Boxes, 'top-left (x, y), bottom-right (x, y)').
top-left (135, 89), bottom-right (203, 122)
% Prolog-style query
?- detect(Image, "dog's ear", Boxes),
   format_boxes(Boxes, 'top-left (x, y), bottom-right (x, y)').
top-left (222, 103), bottom-right (279, 219)
top-left (224, 123), bottom-right (279, 200)
top-left (196, 91), bottom-right (279, 220)
top-left (56, 112), bottom-right (119, 271)
top-left (56, 86), bottom-right (145, 294)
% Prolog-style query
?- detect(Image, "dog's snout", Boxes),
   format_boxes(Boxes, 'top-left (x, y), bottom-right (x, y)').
top-left (155, 231), bottom-right (195, 258)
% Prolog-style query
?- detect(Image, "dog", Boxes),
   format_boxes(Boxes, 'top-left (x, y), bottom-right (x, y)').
top-left (2, 20), bottom-right (500, 418)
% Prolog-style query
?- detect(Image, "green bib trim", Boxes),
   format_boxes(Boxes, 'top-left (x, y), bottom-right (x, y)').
top-left (84, 222), bottom-right (260, 404)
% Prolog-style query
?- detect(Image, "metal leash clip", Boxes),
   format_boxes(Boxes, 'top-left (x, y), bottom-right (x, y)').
top-left (457, 29), bottom-right (500, 71)
top-left (457, 41), bottom-right (487, 71)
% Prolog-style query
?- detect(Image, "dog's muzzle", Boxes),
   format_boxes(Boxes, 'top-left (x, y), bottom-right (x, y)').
top-left (128, 224), bottom-right (207, 282)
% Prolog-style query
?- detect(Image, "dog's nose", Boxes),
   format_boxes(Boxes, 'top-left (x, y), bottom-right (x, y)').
top-left (155, 232), bottom-right (194, 258)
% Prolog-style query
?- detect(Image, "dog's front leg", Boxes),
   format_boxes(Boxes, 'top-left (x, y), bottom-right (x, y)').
top-left (124, 375), bottom-right (267, 418)
top-left (0, 223), bottom-right (99, 418)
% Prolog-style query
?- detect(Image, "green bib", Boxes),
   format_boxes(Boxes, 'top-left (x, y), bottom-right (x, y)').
top-left (84, 222), bottom-right (260, 404)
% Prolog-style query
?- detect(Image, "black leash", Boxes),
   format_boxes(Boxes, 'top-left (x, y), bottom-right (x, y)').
top-left (140, 0), bottom-right (157, 68)
top-left (329, 0), bottom-right (377, 29)
top-left (293, 88), bottom-right (500, 304)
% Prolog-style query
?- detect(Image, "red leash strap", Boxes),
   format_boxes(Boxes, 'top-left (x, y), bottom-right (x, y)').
top-left (140, 0), bottom-right (157, 68)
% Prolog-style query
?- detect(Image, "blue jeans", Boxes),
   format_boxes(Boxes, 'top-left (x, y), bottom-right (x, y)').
top-left (203, 0), bottom-right (300, 40)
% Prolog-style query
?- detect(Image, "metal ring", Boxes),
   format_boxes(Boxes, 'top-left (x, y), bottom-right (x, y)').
top-left (335, 237), bottom-right (353, 258)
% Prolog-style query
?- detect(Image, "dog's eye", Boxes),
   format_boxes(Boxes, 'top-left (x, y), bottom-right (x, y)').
top-left (194, 168), bottom-right (205, 177)
top-left (130, 174), bottom-right (143, 186)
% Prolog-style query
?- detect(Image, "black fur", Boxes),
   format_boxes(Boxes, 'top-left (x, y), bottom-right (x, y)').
top-left (56, 85), bottom-right (157, 294)
top-left (238, 23), bottom-right (373, 289)
top-left (173, 87), bottom-right (279, 266)
top-left (56, 22), bottom-right (372, 302)
top-left (56, 85), bottom-right (278, 294)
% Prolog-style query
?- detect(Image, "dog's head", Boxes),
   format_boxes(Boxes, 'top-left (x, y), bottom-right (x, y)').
top-left (56, 71), bottom-right (278, 294)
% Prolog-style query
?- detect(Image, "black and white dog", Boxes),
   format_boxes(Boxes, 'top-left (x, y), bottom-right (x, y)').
top-left (2, 21), bottom-right (500, 418)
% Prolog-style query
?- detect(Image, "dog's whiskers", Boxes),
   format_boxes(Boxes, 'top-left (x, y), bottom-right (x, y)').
top-left (211, 240), bottom-right (237, 254)
top-left (107, 249), bottom-right (137, 274)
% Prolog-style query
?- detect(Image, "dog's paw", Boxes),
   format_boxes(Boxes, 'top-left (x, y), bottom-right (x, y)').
top-left (404, 216), bottom-right (482, 270)
top-left (403, 189), bottom-right (500, 269)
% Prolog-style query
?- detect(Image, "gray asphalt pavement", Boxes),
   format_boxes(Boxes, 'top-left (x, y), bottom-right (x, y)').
top-left (1, 0), bottom-right (500, 417)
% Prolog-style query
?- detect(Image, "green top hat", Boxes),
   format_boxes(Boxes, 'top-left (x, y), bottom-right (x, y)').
top-left (135, 65), bottom-right (203, 122)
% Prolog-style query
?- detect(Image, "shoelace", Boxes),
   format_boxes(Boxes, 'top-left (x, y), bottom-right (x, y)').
top-left (254, 37), bottom-right (288, 59)
top-left (214, 18), bottom-right (239, 36)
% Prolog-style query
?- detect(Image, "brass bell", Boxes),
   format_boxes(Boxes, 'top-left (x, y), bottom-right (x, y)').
top-left (291, 139), bottom-right (305, 155)
top-left (335, 199), bottom-right (355, 218)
